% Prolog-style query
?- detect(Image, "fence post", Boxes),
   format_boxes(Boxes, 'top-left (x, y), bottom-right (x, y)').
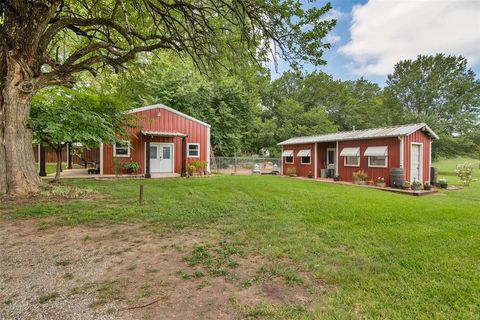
top-left (139, 184), bottom-right (144, 205)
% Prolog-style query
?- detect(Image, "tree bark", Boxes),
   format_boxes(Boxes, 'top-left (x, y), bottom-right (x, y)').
top-left (1, 56), bottom-right (42, 195)
top-left (0, 0), bottom-right (62, 195)
top-left (0, 96), bottom-right (6, 194)
top-left (54, 145), bottom-right (62, 182)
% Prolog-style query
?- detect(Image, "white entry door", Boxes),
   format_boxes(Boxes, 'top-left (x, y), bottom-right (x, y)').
top-left (410, 144), bottom-right (422, 182)
top-left (149, 143), bottom-right (173, 173)
top-left (327, 148), bottom-right (336, 170)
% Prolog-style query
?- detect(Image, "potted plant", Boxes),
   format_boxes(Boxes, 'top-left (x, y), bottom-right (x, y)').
top-left (333, 175), bottom-right (341, 182)
top-left (438, 178), bottom-right (448, 189)
top-left (376, 177), bottom-right (386, 188)
top-left (352, 170), bottom-right (368, 185)
top-left (123, 160), bottom-right (140, 174)
top-left (287, 167), bottom-right (297, 177)
top-left (187, 164), bottom-right (196, 177)
top-left (411, 179), bottom-right (422, 190)
top-left (424, 181), bottom-right (432, 190)
top-left (307, 171), bottom-right (313, 179)
top-left (403, 180), bottom-right (411, 190)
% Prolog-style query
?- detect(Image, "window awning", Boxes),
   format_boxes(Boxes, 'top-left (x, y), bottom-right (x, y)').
top-left (340, 147), bottom-right (360, 157)
top-left (364, 146), bottom-right (388, 156)
top-left (282, 150), bottom-right (294, 157)
top-left (297, 149), bottom-right (311, 157)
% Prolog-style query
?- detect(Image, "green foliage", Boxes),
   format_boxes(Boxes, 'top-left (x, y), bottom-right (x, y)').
top-left (30, 87), bottom-right (129, 149)
top-left (286, 167), bottom-right (297, 176)
top-left (100, 57), bottom-right (266, 156)
top-left (455, 162), bottom-right (477, 186)
top-left (384, 54), bottom-right (480, 159)
top-left (258, 71), bottom-right (387, 155)
top-left (411, 180), bottom-right (422, 190)
top-left (190, 160), bottom-right (207, 172)
top-left (352, 170), bottom-right (368, 181)
top-left (123, 161), bottom-right (140, 173)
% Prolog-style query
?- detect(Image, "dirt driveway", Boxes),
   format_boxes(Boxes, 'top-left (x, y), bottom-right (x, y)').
top-left (0, 218), bottom-right (325, 319)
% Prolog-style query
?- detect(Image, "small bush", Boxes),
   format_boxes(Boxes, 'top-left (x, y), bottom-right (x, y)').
top-left (352, 170), bottom-right (368, 182)
top-left (286, 167), bottom-right (297, 176)
top-left (123, 161), bottom-right (140, 173)
top-left (456, 162), bottom-right (477, 186)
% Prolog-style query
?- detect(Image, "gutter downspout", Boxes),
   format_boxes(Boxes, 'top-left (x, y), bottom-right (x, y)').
top-left (399, 136), bottom-right (404, 168)
top-left (314, 142), bottom-right (318, 179)
top-left (335, 141), bottom-right (339, 175)
top-left (206, 127), bottom-right (211, 172)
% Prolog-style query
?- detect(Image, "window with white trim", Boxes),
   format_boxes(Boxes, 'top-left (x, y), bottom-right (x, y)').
top-left (364, 146), bottom-right (388, 168)
top-left (114, 140), bottom-right (130, 157)
top-left (282, 150), bottom-right (294, 164)
top-left (188, 143), bottom-right (200, 158)
top-left (368, 156), bottom-right (387, 168)
top-left (344, 156), bottom-right (360, 167)
top-left (301, 156), bottom-right (311, 165)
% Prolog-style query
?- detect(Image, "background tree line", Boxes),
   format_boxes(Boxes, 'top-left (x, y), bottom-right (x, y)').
top-left (32, 53), bottom-right (480, 160)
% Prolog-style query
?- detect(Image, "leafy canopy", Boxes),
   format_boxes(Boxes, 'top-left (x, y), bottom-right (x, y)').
top-left (30, 88), bottom-right (130, 149)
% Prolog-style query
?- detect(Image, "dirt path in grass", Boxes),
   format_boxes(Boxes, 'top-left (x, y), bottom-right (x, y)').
top-left (0, 218), bottom-right (327, 320)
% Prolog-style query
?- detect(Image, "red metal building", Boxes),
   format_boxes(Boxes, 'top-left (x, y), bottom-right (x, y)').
top-left (279, 123), bottom-right (439, 186)
top-left (101, 104), bottom-right (211, 177)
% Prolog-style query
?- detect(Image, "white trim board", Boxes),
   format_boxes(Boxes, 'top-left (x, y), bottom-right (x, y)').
top-left (410, 142), bottom-right (424, 183)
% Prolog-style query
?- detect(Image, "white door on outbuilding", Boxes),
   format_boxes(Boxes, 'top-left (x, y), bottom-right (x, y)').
top-left (410, 143), bottom-right (422, 182)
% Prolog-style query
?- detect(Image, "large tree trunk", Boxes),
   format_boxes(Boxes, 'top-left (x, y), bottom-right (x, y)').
top-left (0, 1), bottom-right (62, 195)
top-left (53, 145), bottom-right (62, 183)
top-left (0, 56), bottom-right (42, 195)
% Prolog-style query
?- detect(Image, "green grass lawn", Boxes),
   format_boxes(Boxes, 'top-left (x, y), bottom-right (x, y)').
top-left (5, 158), bottom-right (480, 319)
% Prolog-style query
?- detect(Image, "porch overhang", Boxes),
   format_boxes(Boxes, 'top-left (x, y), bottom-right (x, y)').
top-left (142, 130), bottom-right (187, 138)
top-left (142, 131), bottom-right (188, 178)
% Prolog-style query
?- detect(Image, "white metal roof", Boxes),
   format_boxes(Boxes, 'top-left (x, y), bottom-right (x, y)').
top-left (129, 103), bottom-right (211, 128)
top-left (278, 123), bottom-right (439, 146)
top-left (142, 131), bottom-right (187, 137)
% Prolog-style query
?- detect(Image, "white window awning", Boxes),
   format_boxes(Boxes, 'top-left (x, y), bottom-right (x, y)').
top-left (364, 146), bottom-right (388, 156)
top-left (297, 149), bottom-right (311, 157)
top-left (340, 147), bottom-right (360, 157)
top-left (282, 150), bottom-right (294, 157)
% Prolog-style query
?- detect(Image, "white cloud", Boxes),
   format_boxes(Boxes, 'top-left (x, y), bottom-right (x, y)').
top-left (322, 8), bottom-right (348, 22)
top-left (326, 33), bottom-right (341, 45)
top-left (339, 0), bottom-right (480, 75)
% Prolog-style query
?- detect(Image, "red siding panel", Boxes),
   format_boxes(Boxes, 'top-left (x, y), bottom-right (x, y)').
top-left (282, 143), bottom-right (315, 177)
top-left (337, 137), bottom-right (401, 185)
top-left (103, 107), bottom-right (209, 175)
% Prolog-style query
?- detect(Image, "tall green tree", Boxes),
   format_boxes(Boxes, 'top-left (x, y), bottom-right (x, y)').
top-left (384, 54), bottom-right (480, 158)
top-left (97, 56), bottom-right (265, 156)
top-left (258, 71), bottom-right (387, 154)
top-left (30, 87), bottom-right (131, 181)
top-left (0, 0), bottom-right (335, 195)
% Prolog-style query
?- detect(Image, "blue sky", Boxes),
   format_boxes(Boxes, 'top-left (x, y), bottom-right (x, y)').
top-left (271, 0), bottom-right (480, 86)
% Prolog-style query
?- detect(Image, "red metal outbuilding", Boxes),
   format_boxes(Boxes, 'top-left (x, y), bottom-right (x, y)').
top-left (101, 104), bottom-right (211, 177)
top-left (279, 123), bottom-right (438, 186)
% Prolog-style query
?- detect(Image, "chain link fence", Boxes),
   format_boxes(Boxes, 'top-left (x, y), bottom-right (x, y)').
top-left (213, 157), bottom-right (281, 175)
